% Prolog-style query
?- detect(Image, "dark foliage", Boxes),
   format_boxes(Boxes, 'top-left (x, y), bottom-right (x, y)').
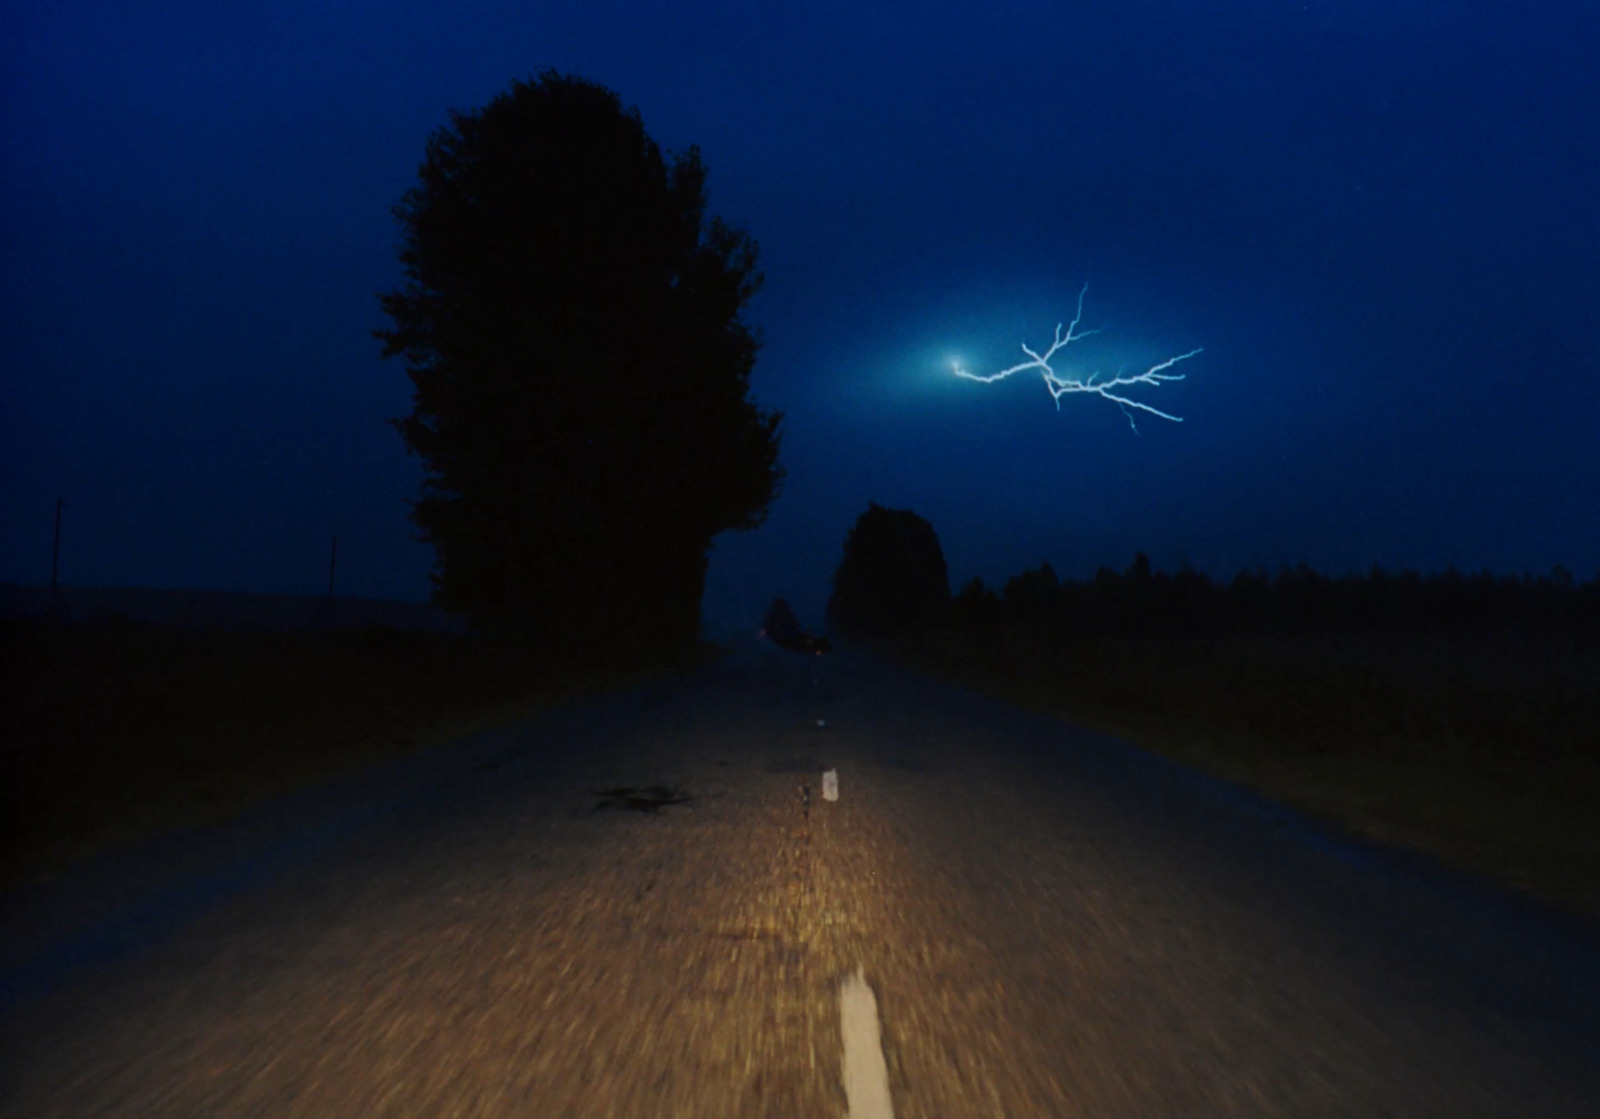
top-left (950, 553), bottom-right (1600, 644)
top-left (762, 596), bottom-right (831, 654)
top-left (763, 596), bottom-right (801, 642)
top-left (829, 503), bottom-right (951, 637)
top-left (1, 616), bottom-right (630, 882)
top-left (376, 71), bottom-right (783, 656)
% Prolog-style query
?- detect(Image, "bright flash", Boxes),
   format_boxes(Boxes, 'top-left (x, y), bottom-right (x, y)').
top-left (953, 284), bottom-right (1201, 431)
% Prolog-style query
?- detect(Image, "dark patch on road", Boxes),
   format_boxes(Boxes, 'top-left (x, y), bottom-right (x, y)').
top-left (592, 786), bottom-right (694, 813)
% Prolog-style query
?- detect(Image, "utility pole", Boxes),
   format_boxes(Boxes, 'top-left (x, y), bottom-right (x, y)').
top-left (50, 495), bottom-right (63, 617)
top-left (327, 533), bottom-right (338, 598)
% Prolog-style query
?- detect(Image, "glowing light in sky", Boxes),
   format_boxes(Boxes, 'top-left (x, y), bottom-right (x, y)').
top-left (952, 284), bottom-right (1201, 431)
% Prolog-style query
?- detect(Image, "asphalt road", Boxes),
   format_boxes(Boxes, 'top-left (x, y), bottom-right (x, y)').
top-left (4, 645), bottom-right (1599, 1117)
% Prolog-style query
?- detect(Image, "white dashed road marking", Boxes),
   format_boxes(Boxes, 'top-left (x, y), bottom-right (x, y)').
top-left (822, 769), bottom-right (839, 802)
top-left (840, 968), bottom-right (895, 1119)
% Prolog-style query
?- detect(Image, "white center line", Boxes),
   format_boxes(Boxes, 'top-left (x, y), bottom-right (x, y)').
top-left (840, 968), bottom-right (894, 1118)
top-left (822, 768), bottom-right (839, 802)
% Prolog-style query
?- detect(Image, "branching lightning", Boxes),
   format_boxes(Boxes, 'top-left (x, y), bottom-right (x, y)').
top-left (951, 284), bottom-right (1202, 431)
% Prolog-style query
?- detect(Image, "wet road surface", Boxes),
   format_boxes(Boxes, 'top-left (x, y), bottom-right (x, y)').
top-left (4, 646), bottom-right (1599, 1116)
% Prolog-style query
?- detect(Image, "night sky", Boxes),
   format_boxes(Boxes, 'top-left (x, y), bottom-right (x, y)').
top-left (4, 1), bottom-right (1597, 638)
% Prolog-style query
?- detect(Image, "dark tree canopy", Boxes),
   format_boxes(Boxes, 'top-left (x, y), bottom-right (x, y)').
top-left (762, 596), bottom-right (831, 655)
top-left (762, 597), bottom-right (801, 644)
top-left (377, 71), bottom-right (783, 655)
top-left (828, 503), bottom-right (950, 637)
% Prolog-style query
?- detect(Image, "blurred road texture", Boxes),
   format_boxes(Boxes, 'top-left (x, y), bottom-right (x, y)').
top-left (4, 646), bottom-right (1599, 1116)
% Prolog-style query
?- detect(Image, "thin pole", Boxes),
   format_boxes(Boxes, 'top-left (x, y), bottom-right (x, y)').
top-left (50, 495), bottom-right (63, 615)
top-left (327, 533), bottom-right (338, 598)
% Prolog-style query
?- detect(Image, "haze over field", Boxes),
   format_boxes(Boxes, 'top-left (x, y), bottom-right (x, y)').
top-left (4, 1), bottom-right (1596, 636)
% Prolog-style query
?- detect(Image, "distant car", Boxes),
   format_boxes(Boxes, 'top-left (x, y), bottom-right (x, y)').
top-left (760, 597), bottom-right (832, 655)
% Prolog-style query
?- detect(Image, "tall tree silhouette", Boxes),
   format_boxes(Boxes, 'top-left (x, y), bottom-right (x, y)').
top-left (377, 71), bottom-right (783, 654)
top-left (829, 503), bottom-right (950, 637)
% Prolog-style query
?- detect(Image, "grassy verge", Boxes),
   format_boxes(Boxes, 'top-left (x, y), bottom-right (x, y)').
top-left (1, 617), bottom-right (702, 887)
top-left (887, 628), bottom-right (1600, 923)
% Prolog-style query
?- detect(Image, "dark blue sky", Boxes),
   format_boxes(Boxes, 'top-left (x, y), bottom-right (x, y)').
top-left (4, 1), bottom-right (1597, 636)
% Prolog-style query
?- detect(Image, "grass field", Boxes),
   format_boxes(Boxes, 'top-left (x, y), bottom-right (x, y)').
top-left (889, 628), bottom-right (1600, 924)
top-left (1, 617), bottom-right (686, 887)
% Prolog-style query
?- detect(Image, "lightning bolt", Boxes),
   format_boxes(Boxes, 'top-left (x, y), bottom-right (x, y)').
top-left (952, 284), bottom-right (1202, 432)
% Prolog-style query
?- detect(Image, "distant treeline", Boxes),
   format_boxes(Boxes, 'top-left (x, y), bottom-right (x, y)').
top-left (954, 555), bottom-right (1600, 641)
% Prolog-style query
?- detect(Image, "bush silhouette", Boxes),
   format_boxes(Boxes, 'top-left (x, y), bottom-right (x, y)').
top-left (828, 503), bottom-right (950, 637)
top-left (762, 597), bottom-right (831, 654)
